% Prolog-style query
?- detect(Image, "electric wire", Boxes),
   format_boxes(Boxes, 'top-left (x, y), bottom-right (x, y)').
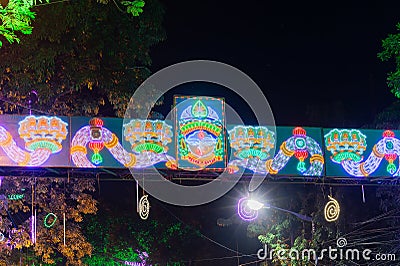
top-left (152, 199), bottom-right (257, 260)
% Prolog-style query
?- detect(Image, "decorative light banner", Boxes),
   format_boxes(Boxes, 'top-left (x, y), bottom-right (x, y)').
top-left (324, 128), bottom-right (400, 177)
top-left (274, 127), bottom-right (324, 176)
top-left (227, 126), bottom-right (324, 176)
top-left (174, 96), bottom-right (226, 170)
top-left (71, 117), bottom-right (126, 168)
top-left (2, 112), bottom-right (400, 180)
top-left (0, 115), bottom-right (70, 167)
top-left (123, 119), bottom-right (176, 169)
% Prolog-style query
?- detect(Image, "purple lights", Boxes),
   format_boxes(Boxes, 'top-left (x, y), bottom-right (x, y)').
top-left (237, 197), bottom-right (258, 221)
top-left (123, 250), bottom-right (150, 265)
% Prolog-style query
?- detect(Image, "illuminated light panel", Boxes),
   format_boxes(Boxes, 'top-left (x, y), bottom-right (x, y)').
top-left (0, 118), bottom-right (66, 166)
top-left (324, 196), bottom-right (340, 222)
top-left (325, 129), bottom-right (367, 164)
top-left (18, 116), bottom-right (68, 153)
top-left (227, 125), bottom-right (275, 174)
top-left (44, 213), bottom-right (57, 228)
top-left (228, 126), bottom-right (324, 176)
top-left (124, 119), bottom-right (173, 148)
top-left (176, 97), bottom-right (226, 170)
top-left (325, 128), bottom-right (400, 177)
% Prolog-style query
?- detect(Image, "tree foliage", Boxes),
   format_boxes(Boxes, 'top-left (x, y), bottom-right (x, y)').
top-left (0, 0), bottom-right (145, 48)
top-left (246, 186), bottom-right (359, 266)
top-left (82, 199), bottom-right (197, 265)
top-left (0, 0), bottom-right (36, 47)
top-left (378, 22), bottom-right (400, 98)
top-left (0, 0), bottom-right (165, 117)
top-left (0, 177), bottom-right (97, 265)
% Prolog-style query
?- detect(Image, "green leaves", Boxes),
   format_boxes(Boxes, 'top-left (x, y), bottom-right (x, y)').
top-left (121, 0), bottom-right (145, 16)
top-left (0, 0), bottom-right (37, 47)
top-left (0, 0), bottom-right (146, 48)
top-left (378, 22), bottom-right (400, 99)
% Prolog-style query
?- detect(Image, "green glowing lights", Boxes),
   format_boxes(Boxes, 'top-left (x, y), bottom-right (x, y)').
top-left (26, 140), bottom-right (61, 153)
top-left (7, 193), bottom-right (24, 200)
top-left (134, 142), bottom-right (164, 154)
top-left (91, 153), bottom-right (103, 165)
top-left (44, 213), bottom-right (57, 228)
top-left (331, 152), bottom-right (362, 163)
top-left (237, 148), bottom-right (268, 160)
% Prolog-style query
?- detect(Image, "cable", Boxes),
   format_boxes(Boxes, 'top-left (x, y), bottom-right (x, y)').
top-left (0, 97), bottom-right (50, 115)
top-left (33, 0), bottom-right (70, 7)
top-left (153, 199), bottom-right (257, 259)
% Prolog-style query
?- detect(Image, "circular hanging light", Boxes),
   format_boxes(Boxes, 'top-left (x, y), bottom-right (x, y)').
top-left (44, 213), bottom-right (58, 228)
top-left (139, 195), bottom-right (150, 220)
top-left (324, 196), bottom-right (340, 222)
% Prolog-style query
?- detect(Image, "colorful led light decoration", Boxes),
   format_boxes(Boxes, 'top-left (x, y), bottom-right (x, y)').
top-left (7, 193), bottom-right (24, 200)
top-left (88, 118), bottom-right (105, 165)
top-left (72, 118), bottom-right (134, 168)
top-left (325, 129), bottom-right (367, 164)
top-left (44, 213), bottom-right (57, 228)
top-left (228, 125), bottom-right (275, 174)
top-left (0, 116), bottom-right (68, 166)
top-left (177, 99), bottom-right (225, 169)
top-left (228, 127), bottom-right (324, 176)
top-left (325, 128), bottom-right (400, 177)
top-left (124, 119), bottom-right (176, 169)
top-left (383, 130), bottom-right (398, 174)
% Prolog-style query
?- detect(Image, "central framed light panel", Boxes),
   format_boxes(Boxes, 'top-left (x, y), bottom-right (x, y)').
top-left (174, 95), bottom-right (227, 171)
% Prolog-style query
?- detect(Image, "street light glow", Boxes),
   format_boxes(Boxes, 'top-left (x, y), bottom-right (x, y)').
top-left (247, 199), bottom-right (264, 210)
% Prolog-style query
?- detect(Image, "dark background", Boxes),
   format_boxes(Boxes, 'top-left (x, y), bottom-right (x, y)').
top-left (105, 2), bottom-right (400, 265)
top-left (150, 0), bottom-right (400, 128)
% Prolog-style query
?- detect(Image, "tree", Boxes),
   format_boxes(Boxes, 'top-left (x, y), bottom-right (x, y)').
top-left (378, 22), bottom-right (400, 99)
top-left (0, 0), bottom-right (165, 117)
top-left (246, 185), bottom-right (373, 266)
top-left (0, 0), bottom-right (145, 48)
top-left (82, 196), bottom-right (199, 265)
top-left (0, 177), bottom-right (98, 265)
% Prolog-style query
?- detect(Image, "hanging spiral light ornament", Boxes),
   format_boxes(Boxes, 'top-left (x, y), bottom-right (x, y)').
top-left (0, 232), bottom-right (4, 242)
top-left (237, 197), bottom-right (258, 221)
top-left (139, 195), bottom-right (150, 220)
top-left (324, 196), bottom-right (340, 222)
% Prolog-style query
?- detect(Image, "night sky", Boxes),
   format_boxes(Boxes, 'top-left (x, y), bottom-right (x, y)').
top-left (150, 0), bottom-right (400, 128)
top-left (139, 2), bottom-right (400, 264)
